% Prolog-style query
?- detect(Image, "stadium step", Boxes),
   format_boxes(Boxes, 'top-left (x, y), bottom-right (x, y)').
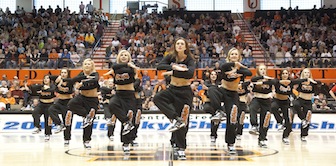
top-left (92, 20), bottom-right (120, 69)
top-left (234, 19), bottom-right (274, 67)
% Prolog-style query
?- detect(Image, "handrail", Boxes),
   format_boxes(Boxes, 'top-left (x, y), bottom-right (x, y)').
top-left (236, 13), bottom-right (276, 67)
top-left (90, 13), bottom-right (118, 58)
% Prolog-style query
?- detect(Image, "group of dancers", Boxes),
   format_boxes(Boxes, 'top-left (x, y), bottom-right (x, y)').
top-left (29, 37), bottom-right (320, 160)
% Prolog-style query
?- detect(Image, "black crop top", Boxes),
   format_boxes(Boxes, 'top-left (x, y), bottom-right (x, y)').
top-left (221, 62), bottom-right (252, 82)
top-left (296, 80), bottom-right (320, 94)
top-left (157, 54), bottom-right (196, 79)
top-left (273, 79), bottom-right (307, 95)
top-left (65, 72), bottom-right (99, 90)
top-left (251, 76), bottom-right (275, 94)
top-left (112, 63), bottom-right (136, 85)
top-left (31, 84), bottom-right (56, 100)
top-left (50, 75), bottom-right (74, 95)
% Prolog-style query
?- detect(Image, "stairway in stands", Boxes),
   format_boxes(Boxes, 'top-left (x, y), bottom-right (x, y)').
top-left (234, 19), bottom-right (274, 67)
top-left (92, 20), bottom-right (120, 69)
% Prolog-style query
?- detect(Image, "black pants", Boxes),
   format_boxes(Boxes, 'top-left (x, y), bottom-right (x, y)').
top-left (271, 98), bottom-right (292, 138)
top-left (293, 98), bottom-right (311, 137)
top-left (130, 98), bottom-right (143, 141)
top-left (108, 90), bottom-right (136, 144)
top-left (49, 99), bottom-right (72, 140)
top-left (207, 86), bottom-right (222, 114)
top-left (237, 101), bottom-right (247, 135)
top-left (203, 102), bottom-right (220, 138)
top-left (32, 102), bottom-right (53, 135)
top-left (249, 97), bottom-right (271, 141)
top-left (68, 94), bottom-right (98, 142)
top-left (153, 85), bottom-right (193, 149)
top-left (103, 103), bottom-right (115, 137)
top-left (208, 87), bottom-right (239, 145)
top-left (220, 88), bottom-right (239, 145)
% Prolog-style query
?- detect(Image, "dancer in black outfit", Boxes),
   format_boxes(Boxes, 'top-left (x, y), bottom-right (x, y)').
top-left (249, 64), bottom-right (274, 148)
top-left (67, 58), bottom-right (99, 149)
top-left (208, 48), bottom-right (252, 154)
top-left (201, 71), bottom-right (222, 144)
top-left (105, 50), bottom-right (138, 153)
top-left (271, 69), bottom-right (313, 145)
top-left (236, 79), bottom-right (251, 140)
top-left (100, 78), bottom-right (116, 141)
top-left (292, 68), bottom-right (318, 142)
top-left (153, 37), bottom-right (195, 160)
top-left (31, 75), bottom-right (56, 142)
top-left (48, 69), bottom-right (75, 146)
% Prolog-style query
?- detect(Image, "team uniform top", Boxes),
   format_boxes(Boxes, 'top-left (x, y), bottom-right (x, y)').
top-left (156, 54), bottom-right (196, 79)
top-left (49, 75), bottom-right (74, 95)
top-left (251, 76), bottom-right (275, 94)
top-left (65, 72), bottom-right (99, 90)
top-left (273, 79), bottom-right (307, 95)
top-left (296, 80), bottom-right (320, 94)
top-left (220, 62), bottom-right (252, 83)
top-left (112, 63), bottom-right (136, 85)
top-left (30, 84), bottom-right (56, 100)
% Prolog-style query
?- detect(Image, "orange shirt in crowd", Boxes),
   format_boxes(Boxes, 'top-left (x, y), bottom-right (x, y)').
top-left (136, 31), bottom-right (146, 39)
top-left (274, 14), bottom-right (281, 22)
top-left (77, 35), bottom-right (85, 42)
top-left (0, 97), bottom-right (15, 105)
top-left (18, 53), bottom-right (27, 64)
top-left (49, 52), bottom-right (59, 60)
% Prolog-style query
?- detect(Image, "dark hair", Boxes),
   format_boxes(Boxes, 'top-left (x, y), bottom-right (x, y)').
top-left (61, 68), bottom-right (71, 78)
top-left (278, 69), bottom-right (290, 80)
top-left (171, 37), bottom-right (194, 61)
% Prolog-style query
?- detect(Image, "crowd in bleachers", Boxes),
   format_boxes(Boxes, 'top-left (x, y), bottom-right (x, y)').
top-left (0, 3), bottom-right (108, 69)
top-left (104, 9), bottom-right (254, 69)
top-left (251, 6), bottom-right (336, 68)
top-left (1, 5), bottom-right (336, 112)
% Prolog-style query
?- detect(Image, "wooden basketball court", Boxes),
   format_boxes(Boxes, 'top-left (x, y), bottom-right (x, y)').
top-left (1, 131), bottom-right (335, 166)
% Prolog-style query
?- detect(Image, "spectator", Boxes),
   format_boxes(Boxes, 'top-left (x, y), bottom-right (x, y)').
top-left (5, 48), bottom-right (18, 69)
top-left (58, 49), bottom-right (72, 68)
top-left (242, 45), bottom-right (255, 68)
top-left (0, 49), bottom-right (6, 68)
top-left (111, 37), bottom-right (120, 48)
top-left (79, 1), bottom-right (85, 14)
top-left (47, 48), bottom-right (59, 69)
top-left (70, 47), bottom-right (81, 67)
top-left (320, 48), bottom-right (332, 67)
top-left (84, 33), bottom-right (95, 48)
top-left (105, 44), bottom-right (112, 61)
top-left (0, 92), bottom-right (15, 111)
top-left (86, 1), bottom-right (94, 15)
top-left (29, 49), bottom-right (40, 69)
top-left (0, 80), bottom-right (9, 96)
top-left (11, 84), bottom-right (24, 104)
top-left (18, 51), bottom-right (27, 69)
top-left (39, 48), bottom-right (48, 68)
top-left (141, 70), bottom-right (151, 86)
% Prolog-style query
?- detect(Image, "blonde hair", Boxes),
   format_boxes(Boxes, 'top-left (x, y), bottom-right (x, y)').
top-left (226, 47), bottom-right (242, 62)
top-left (300, 68), bottom-right (313, 79)
top-left (82, 58), bottom-right (96, 73)
top-left (256, 64), bottom-right (267, 76)
top-left (116, 50), bottom-right (132, 63)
